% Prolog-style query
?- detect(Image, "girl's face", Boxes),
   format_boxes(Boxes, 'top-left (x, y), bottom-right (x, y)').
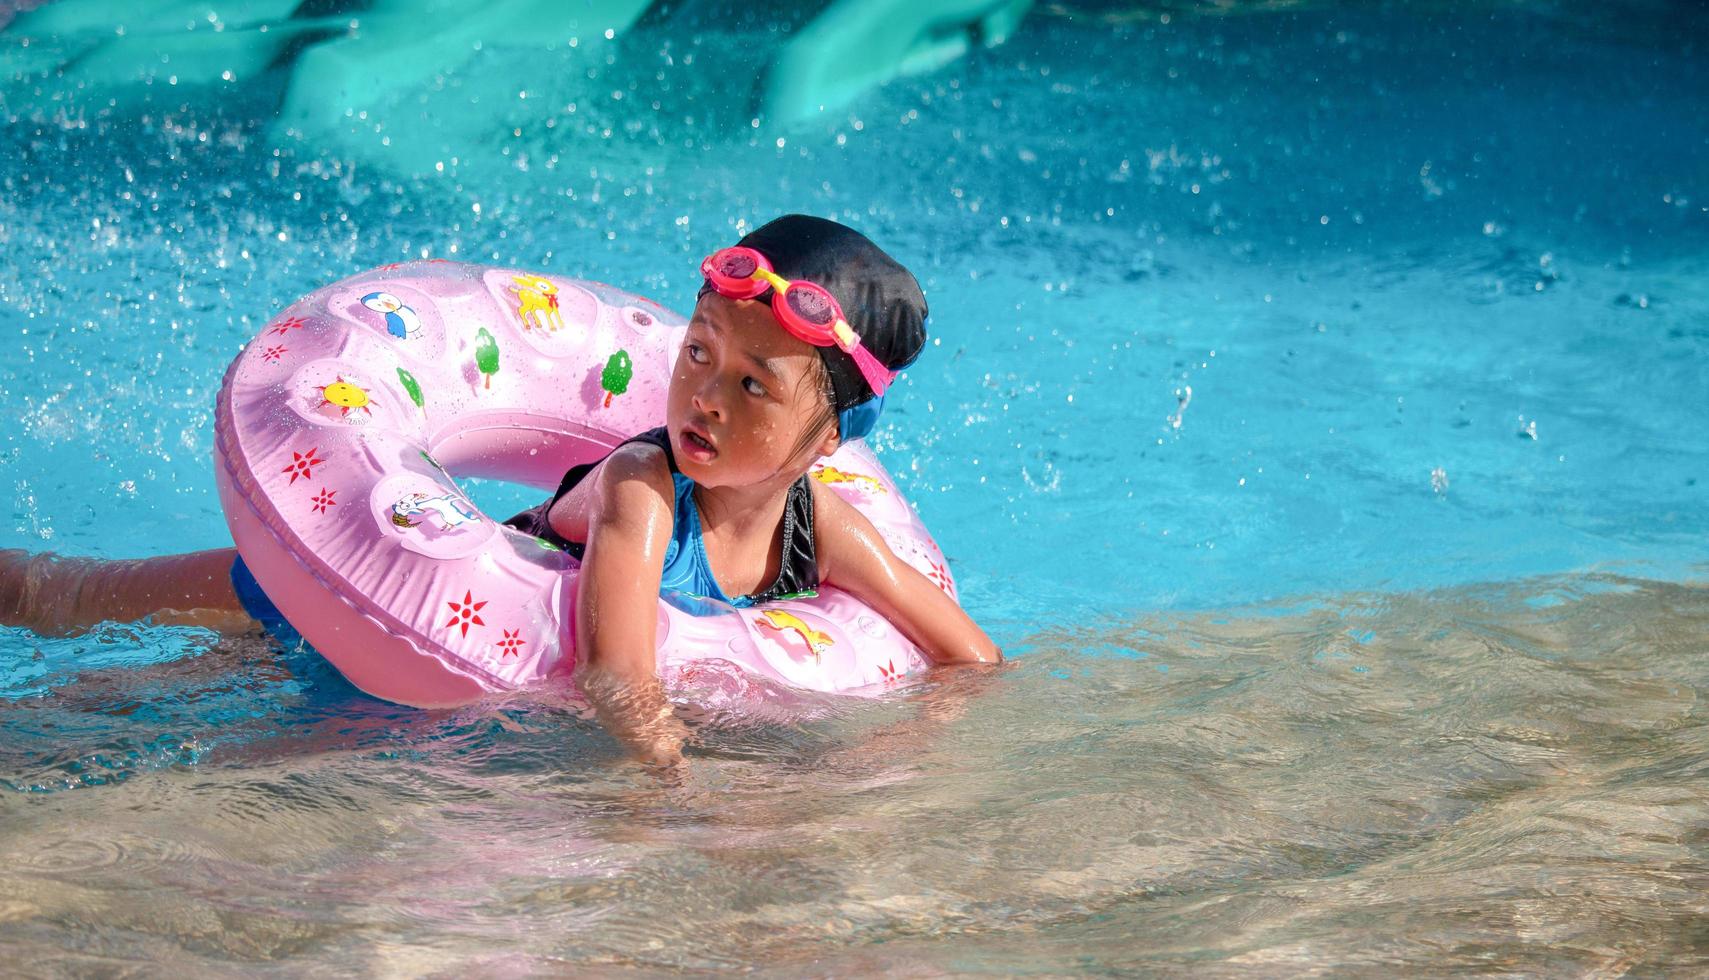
top-left (665, 292), bottom-right (838, 489)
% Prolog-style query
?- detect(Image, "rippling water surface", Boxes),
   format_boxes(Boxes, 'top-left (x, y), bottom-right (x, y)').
top-left (4, 575), bottom-right (1707, 972)
top-left (2, 0), bottom-right (1706, 972)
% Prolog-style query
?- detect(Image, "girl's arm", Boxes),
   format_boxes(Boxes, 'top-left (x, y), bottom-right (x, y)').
top-left (557, 446), bottom-right (687, 768)
top-left (813, 485), bottom-right (1002, 666)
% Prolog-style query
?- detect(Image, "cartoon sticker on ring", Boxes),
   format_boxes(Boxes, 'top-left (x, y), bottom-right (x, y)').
top-left (361, 291), bottom-right (423, 340)
top-left (391, 491), bottom-right (481, 532)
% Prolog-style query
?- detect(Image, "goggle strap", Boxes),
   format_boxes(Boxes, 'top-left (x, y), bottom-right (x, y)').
top-left (848, 344), bottom-right (896, 398)
top-left (831, 320), bottom-right (859, 350)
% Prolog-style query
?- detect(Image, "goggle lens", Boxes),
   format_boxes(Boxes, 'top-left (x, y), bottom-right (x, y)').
top-left (714, 250), bottom-right (758, 279)
top-left (701, 246), bottom-right (771, 300)
top-left (783, 284), bottom-right (836, 328)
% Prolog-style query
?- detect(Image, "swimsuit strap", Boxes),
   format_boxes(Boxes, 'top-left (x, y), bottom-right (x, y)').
top-left (743, 472), bottom-right (817, 604)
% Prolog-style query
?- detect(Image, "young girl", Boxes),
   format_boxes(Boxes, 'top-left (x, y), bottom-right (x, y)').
top-left (0, 214), bottom-right (1001, 765)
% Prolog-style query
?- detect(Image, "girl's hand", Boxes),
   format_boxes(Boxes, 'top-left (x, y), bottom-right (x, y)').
top-left (566, 445), bottom-right (688, 765)
top-left (813, 484), bottom-right (1003, 666)
top-left (576, 666), bottom-right (688, 771)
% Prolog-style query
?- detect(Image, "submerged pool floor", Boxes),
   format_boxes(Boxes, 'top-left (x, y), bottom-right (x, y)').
top-left (1, 1), bottom-right (1706, 972)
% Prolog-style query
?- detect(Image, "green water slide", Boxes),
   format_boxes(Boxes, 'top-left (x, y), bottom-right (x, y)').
top-left (3, 1), bottom-right (305, 113)
top-left (273, 0), bottom-right (655, 172)
top-left (764, 0), bottom-right (1034, 123)
top-left (4, 0), bottom-right (1035, 172)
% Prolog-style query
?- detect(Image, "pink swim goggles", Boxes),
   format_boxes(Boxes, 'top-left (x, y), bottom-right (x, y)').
top-left (700, 246), bottom-right (897, 397)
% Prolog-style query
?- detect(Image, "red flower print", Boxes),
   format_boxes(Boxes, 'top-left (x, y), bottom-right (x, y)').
top-left (878, 660), bottom-right (902, 684)
top-left (282, 447), bottom-right (325, 484)
top-left (377, 262), bottom-right (404, 271)
top-left (270, 315), bottom-right (306, 336)
top-left (926, 560), bottom-right (955, 597)
top-left (444, 591), bottom-right (487, 637)
top-left (310, 488), bottom-right (337, 514)
top-left (495, 629), bottom-right (525, 659)
top-left (260, 344), bottom-right (288, 362)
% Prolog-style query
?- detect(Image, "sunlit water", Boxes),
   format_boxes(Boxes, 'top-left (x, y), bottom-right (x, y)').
top-left (2, 1), bottom-right (1707, 972)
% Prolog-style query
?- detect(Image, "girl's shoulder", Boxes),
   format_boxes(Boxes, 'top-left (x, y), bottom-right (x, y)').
top-left (545, 439), bottom-right (676, 549)
top-left (590, 440), bottom-right (677, 512)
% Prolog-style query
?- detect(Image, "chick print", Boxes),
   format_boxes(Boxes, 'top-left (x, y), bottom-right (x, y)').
top-left (318, 377), bottom-right (373, 420)
top-left (361, 291), bottom-right (423, 340)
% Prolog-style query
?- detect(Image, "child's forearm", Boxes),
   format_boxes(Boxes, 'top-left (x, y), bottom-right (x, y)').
top-left (577, 664), bottom-right (688, 768)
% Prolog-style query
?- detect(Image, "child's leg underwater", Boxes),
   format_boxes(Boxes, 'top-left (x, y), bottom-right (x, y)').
top-left (0, 547), bottom-right (255, 635)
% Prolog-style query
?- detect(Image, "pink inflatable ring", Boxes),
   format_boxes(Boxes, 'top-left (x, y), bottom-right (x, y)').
top-left (213, 261), bottom-right (956, 707)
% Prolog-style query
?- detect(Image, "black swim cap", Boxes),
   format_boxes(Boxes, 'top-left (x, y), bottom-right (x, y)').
top-left (710, 214), bottom-right (929, 412)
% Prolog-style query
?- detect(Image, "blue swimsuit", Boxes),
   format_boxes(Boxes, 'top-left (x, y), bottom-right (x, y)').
top-left (229, 557), bottom-right (298, 643)
top-left (503, 427), bottom-right (819, 608)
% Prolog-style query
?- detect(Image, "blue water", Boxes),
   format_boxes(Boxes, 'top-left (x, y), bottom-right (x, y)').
top-left (4, 4), bottom-right (1703, 634)
top-left (2, 3), bottom-right (1708, 971)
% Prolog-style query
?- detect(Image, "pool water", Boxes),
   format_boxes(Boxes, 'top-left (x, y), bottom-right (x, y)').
top-left (3, 1), bottom-right (1707, 972)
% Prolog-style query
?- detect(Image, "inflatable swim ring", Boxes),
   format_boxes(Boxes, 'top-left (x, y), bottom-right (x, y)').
top-left (213, 261), bottom-right (956, 708)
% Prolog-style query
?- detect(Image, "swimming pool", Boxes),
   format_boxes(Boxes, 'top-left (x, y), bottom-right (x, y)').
top-left (3, 1), bottom-right (1706, 972)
